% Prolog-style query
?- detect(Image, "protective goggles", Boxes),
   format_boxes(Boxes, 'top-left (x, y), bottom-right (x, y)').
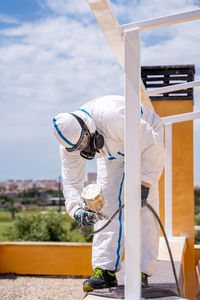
top-left (65, 114), bottom-right (91, 152)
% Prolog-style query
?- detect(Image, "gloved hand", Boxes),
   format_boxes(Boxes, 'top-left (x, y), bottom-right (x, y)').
top-left (141, 185), bottom-right (150, 207)
top-left (74, 208), bottom-right (97, 227)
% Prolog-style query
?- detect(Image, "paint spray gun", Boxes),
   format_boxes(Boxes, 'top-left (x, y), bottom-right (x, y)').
top-left (79, 183), bottom-right (124, 235)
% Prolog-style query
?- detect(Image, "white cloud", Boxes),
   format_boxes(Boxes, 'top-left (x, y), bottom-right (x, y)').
top-left (0, 16), bottom-right (123, 145)
top-left (111, 0), bottom-right (199, 23)
top-left (0, 0), bottom-right (200, 180)
top-left (141, 20), bottom-right (200, 68)
top-left (0, 13), bottom-right (19, 24)
top-left (38, 0), bottom-right (91, 16)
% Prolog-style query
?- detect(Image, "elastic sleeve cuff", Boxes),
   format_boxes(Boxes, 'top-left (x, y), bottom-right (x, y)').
top-left (141, 175), bottom-right (154, 186)
top-left (69, 204), bottom-right (82, 219)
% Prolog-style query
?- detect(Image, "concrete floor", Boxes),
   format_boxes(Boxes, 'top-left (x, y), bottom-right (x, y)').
top-left (0, 274), bottom-right (86, 300)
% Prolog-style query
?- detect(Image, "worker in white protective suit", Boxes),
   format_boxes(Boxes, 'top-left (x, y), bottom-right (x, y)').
top-left (52, 95), bottom-right (165, 292)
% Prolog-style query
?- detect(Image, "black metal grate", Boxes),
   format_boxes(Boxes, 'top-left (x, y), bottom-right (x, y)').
top-left (141, 65), bottom-right (195, 101)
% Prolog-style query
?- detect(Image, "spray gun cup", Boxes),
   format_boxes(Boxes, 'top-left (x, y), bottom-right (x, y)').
top-left (81, 184), bottom-right (105, 214)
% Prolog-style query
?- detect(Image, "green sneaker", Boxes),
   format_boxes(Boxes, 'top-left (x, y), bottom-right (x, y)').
top-left (141, 272), bottom-right (148, 288)
top-left (83, 267), bottom-right (118, 292)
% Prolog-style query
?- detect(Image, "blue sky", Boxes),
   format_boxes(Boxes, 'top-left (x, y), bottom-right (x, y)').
top-left (0, 0), bottom-right (200, 185)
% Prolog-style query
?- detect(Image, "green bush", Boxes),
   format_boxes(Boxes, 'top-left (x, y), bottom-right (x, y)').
top-left (70, 219), bottom-right (93, 242)
top-left (195, 210), bottom-right (200, 244)
top-left (4, 211), bottom-right (71, 242)
top-left (195, 231), bottom-right (200, 244)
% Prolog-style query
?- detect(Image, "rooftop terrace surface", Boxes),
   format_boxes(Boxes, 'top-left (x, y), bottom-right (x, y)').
top-left (0, 237), bottom-right (186, 300)
top-left (0, 274), bottom-right (86, 300)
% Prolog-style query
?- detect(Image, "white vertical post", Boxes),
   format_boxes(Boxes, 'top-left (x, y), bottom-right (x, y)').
top-left (124, 28), bottom-right (141, 300)
top-left (165, 123), bottom-right (173, 237)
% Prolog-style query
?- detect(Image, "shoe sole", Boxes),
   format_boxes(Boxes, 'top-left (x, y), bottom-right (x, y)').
top-left (83, 281), bottom-right (118, 292)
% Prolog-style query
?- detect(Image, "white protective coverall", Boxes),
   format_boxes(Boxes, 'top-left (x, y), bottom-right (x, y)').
top-left (57, 95), bottom-right (165, 276)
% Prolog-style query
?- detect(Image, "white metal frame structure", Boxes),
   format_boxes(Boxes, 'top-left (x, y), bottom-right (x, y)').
top-left (87, 1), bottom-right (200, 299)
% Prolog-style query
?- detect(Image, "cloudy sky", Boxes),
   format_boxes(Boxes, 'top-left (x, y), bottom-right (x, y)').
top-left (0, 0), bottom-right (200, 185)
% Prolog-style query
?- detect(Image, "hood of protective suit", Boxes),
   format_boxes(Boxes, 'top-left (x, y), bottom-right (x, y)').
top-left (52, 109), bottom-right (96, 149)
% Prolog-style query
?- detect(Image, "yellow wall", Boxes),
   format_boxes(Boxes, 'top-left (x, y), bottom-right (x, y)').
top-left (153, 100), bottom-right (195, 300)
top-left (0, 242), bottom-right (92, 276)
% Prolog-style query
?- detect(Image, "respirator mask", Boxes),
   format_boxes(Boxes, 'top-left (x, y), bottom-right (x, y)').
top-left (65, 113), bottom-right (104, 160)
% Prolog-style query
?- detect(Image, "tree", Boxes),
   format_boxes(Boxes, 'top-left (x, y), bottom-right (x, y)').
top-left (195, 201), bottom-right (200, 244)
top-left (8, 205), bottom-right (21, 219)
top-left (20, 197), bottom-right (32, 208)
top-left (46, 189), bottom-right (58, 196)
top-left (0, 194), bottom-right (15, 202)
top-left (18, 188), bottom-right (40, 199)
top-left (195, 187), bottom-right (200, 216)
top-left (0, 195), bottom-right (21, 219)
top-left (32, 198), bottom-right (46, 206)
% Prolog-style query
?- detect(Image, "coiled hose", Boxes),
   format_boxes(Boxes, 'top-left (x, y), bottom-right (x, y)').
top-left (145, 203), bottom-right (181, 297)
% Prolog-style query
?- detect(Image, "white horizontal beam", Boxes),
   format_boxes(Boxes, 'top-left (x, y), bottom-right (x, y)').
top-left (146, 80), bottom-right (200, 96)
top-left (162, 111), bottom-right (200, 124)
top-left (121, 8), bottom-right (200, 32)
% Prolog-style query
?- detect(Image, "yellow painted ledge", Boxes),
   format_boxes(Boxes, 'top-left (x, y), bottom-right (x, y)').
top-left (0, 242), bottom-right (92, 276)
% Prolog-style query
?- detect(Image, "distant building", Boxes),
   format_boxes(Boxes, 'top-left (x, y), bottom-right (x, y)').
top-left (0, 179), bottom-right (58, 194)
top-left (0, 174), bottom-right (96, 194)
top-left (46, 197), bottom-right (65, 206)
top-left (84, 172), bottom-right (97, 186)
